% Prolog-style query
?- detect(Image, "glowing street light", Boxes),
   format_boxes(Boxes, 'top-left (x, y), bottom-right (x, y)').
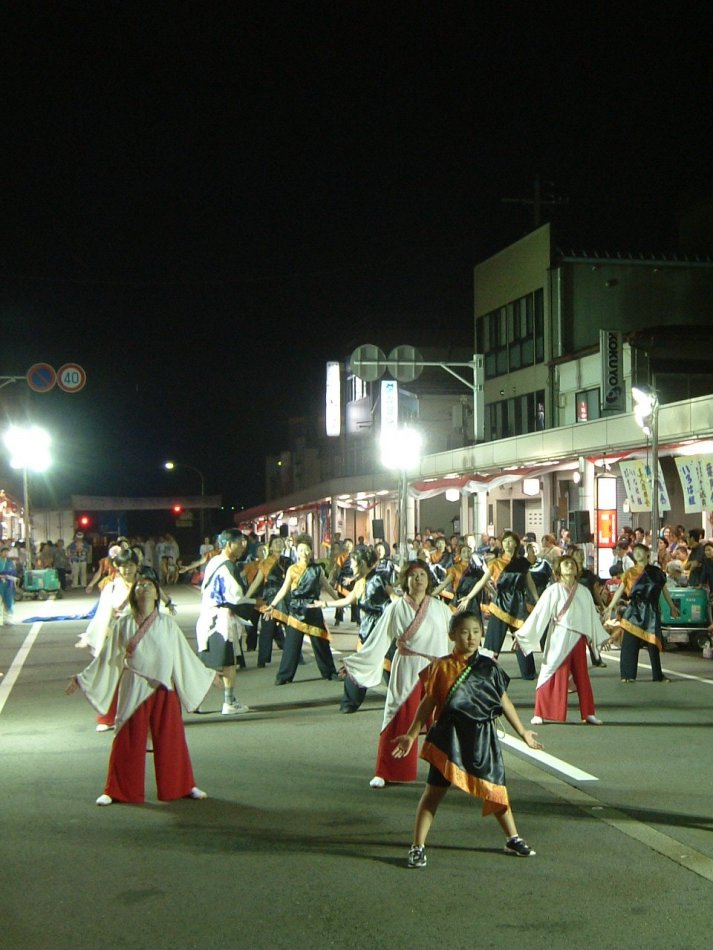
top-left (380, 427), bottom-right (422, 564)
top-left (632, 385), bottom-right (660, 534)
top-left (163, 460), bottom-right (206, 538)
top-left (3, 425), bottom-right (52, 570)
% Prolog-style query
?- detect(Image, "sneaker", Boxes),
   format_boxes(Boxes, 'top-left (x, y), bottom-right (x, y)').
top-left (407, 845), bottom-right (427, 868)
top-left (369, 776), bottom-right (386, 789)
top-left (584, 715), bottom-right (604, 725)
top-left (530, 715), bottom-right (543, 725)
top-left (95, 723), bottom-right (114, 732)
top-left (504, 836), bottom-right (536, 857)
top-left (189, 786), bottom-right (208, 799)
top-left (221, 702), bottom-right (250, 715)
top-left (96, 794), bottom-right (113, 806)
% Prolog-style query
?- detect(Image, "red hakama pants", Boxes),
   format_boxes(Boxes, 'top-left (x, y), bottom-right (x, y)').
top-left (374, 683), bottom-right (424, 783)
top-left (104, 687), bottom-right (196, 803)
top-left (534, 637), bottom-right (595, 722)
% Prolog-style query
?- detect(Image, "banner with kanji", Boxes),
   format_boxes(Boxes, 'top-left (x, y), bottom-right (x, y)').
top-left (674, 454), bottom-right (713, 513)
top-left (619, 459), bottom-right (670, 513)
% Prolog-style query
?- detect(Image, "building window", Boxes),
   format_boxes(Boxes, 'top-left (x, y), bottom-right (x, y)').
top-left (575, 387), bottom-right (601, 423)
top-left (486, 390), bottom-right (546, 440)
top-left (478, 289), bottom-right (545, 380)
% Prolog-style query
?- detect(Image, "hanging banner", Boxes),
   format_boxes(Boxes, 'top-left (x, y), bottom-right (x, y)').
top-left (675, 454), bottom-right (713, 512)
top-left (646, 459), bottom-right (671, 513)
top-left (697, 454), bottom-right (713, 509)
top-left (675, 456), bottom-right (705, 513)
top-left (600, 329), bottom-right (626, 414)
top-left (619, 460), bottom-right (649, 512)
top-left (619, 460), bottom-right (670, 513)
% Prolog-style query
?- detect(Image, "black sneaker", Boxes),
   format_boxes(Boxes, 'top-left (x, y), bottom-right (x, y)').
top-left (407, 845), bottom-right (427, 868)
top-left (504, 836), bottom-right (536, 857)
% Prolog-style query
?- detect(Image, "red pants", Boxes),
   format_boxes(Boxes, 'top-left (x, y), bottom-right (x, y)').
top-left (534, 637), bottom-right (595, 722)
top-left (374, 683), bottom-right (424, 783)
top-left (104, 688), bottom-right (196, 803)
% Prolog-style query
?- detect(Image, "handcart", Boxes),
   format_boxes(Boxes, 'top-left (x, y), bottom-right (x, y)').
top-left (660, 586), bottom-right (711, 650)
top-left (21, 568), bottom-right (63, 601)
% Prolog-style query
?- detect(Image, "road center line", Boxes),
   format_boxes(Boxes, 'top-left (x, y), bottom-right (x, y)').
top-left (0, 622), bottom-right (43, 718)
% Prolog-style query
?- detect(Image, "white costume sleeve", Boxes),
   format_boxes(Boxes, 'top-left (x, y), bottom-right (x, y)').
top-left (514, 585), bottom-right (558, 656)
top-left (343, 598), bottom-right (411, 689)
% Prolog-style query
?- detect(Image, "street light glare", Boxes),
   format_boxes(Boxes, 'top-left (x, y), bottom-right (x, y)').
top-left (380, 427), bottom-right (422, 471)
top-left (3, 425), bottom-right (52, 472)
top-left (631, 386), bottom-right (657, 414)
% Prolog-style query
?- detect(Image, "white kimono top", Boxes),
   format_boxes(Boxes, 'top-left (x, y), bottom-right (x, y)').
top-left (343, 595), bottom-right (451, 731)
top-left (196, 556), bottom-right (249, 652)
top-left (77, 612), bottom-right (215, 732)
top-left (77, 577), bottom-right (133, 656)
top-left (514, 582), bottom-right (609, 688)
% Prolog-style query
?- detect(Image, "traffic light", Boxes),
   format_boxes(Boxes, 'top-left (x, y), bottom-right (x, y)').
top-left (172, 504), bottom-right (183, 515)
top-left (77, 514), bottom-right (91, 529)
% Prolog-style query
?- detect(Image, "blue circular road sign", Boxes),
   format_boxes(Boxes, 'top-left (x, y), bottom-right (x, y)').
top-left (26, 363), bottom-right (57, 393)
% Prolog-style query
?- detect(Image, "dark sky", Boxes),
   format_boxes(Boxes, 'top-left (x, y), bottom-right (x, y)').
top-left (1, 3), bottom-right (711, 511)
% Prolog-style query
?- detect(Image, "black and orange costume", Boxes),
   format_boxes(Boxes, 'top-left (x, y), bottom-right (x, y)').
top-left (483, 555), bottom-right (537, 679)
top-left (419, 651), bottom-right (510, 815)
top-left (275, 562), bottom-right (338, 684)
top-left (618, 564), bottom-right (667, 681)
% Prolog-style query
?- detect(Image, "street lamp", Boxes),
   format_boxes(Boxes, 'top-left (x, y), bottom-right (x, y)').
top-left (380, 427), bottom-right (422, 565)
top-left (3, 425), bottom-right (52, 571)
top-left (163, 460), bottom-right (207, 539)
top-left (632, 385), bottom-right (660, 535)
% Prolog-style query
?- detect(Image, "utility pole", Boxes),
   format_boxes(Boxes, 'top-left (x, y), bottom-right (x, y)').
top-left (501, 174), bottom-right (568, 229)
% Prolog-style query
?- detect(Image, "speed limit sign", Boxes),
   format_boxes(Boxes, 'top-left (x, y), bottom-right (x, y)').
top-left (57, 363), bottom-right (87, 393)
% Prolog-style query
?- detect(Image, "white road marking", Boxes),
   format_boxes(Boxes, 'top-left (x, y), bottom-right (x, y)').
top-left (500, 733), bottom-right (599, 781)
top-left (508, 755), bottom-right (713, 884)
top-left (0, 622), bottom-right (43, 717)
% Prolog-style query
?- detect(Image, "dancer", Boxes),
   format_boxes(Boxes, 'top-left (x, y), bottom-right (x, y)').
top-left (514, 555), bottom-right (608, 725)
top-left (0, 545), bottom-right (17, 625)
top-left (571, 545), bottom-right (607, 668)
top-left (196, 529), bottom-right (251, 714)
top-left (603, 542), bottom-right (679, 683)
top-left (374, 541), bottom-right (397, 586)
top-left (392, 610), bottom-right (541, 868)
top-left (432, 543), bottom-right (489, 615)
top-left (66, 576), bottom-right (215, 805)
top-left (481, 531), bottom-right (539, 679)
top-left (329, 538), bottom-right (357, 626)
top-left (243, 536), bottom-right (288, 668)
top-left (75, 550), bottom-right (142, 732)
top-left (342, 561), bottom-right (451, 788)
top-left (314, 547), bottom-right (396, 713)
top-left (265, 534), bottom-right (340, 685)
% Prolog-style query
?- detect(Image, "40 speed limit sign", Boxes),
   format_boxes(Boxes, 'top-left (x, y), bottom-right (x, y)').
top-left (57, 363), bottom-right (87, 393)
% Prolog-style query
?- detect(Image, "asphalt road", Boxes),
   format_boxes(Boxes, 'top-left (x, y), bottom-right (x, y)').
top-left (2, 586), bottom-right (713, 949)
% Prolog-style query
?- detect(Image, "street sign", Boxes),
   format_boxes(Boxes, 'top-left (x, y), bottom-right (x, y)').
top-left (349, 344), bottom-right (386, 382)
top-left (57, 363), bottom-right (87, 393)
top-left (387, 345), bottom-right (423, 382)
top-left (26, 363), bottom-right (57, 393)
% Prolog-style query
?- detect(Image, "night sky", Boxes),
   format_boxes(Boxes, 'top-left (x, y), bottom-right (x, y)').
top-left (1, 4), bottom-right (711, 514)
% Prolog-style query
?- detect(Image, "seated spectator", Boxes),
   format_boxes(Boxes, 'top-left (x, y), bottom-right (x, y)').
top-left (666, 559), bottom-right (687, 588)
top-left (609, 540), bottom-right (635, 578)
